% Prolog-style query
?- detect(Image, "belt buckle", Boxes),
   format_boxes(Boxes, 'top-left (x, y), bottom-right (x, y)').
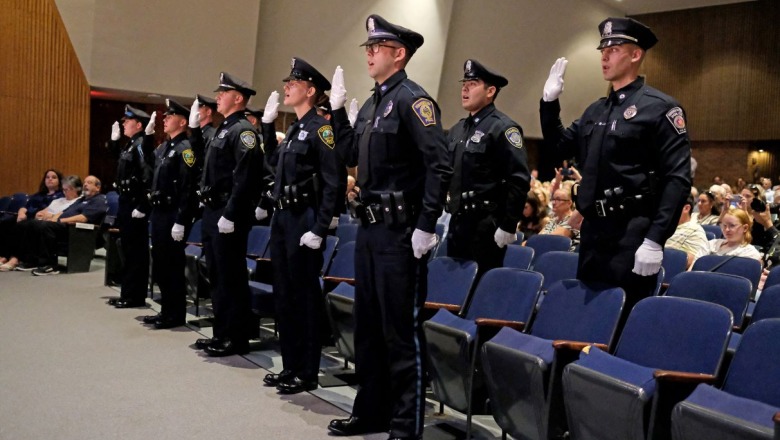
top-left (366, 206), bottom-right (377, 224)
top-left (595, 199), bottom-right (607, 218)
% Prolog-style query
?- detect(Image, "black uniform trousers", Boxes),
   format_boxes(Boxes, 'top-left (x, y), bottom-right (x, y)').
top-left (201, 205), bottom-right (252, 343)
top-left (447, 211), bottom-right (507, 276)
top-left (150, 207), bottom-right (188, 323)
top-left (117, 197), bottom-right (150, 302)
top-left (270, 207), bottom-right (324, 382)
top-left (352, 222), bottom-right (428, 439)
top-left (578, 214), bottom-right (658, 320)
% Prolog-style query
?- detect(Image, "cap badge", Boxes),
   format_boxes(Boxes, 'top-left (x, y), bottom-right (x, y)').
top-left (368, 17), bottom-right (375, 34)
top-left (219, 73), bottom-right (225, 83)
top-left (603, 21), bottom-right (613, 37)
top-left (624, 105), bottom-right (637, 120)
top-left (291, 58), bottom-right (296, 69)
top-left (383, 100), bottom-right (393, 117)
top-left (465, 60), bottom-right (472, 74)
top-left (165, 99), bottom-right (171, 107)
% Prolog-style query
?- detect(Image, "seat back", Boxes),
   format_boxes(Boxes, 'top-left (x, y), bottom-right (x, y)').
top-left (186, 219), bottom-right (203, 245)
top-left (246, 225), bottom-right (271, 258)
top-left (704, 231), bottom-right (716, 241)
top-left (615, 296), bottom-right (733, 374)
top-left (533, 251), bottom-right (579, 291)
top-left (702, 224), bottom-right (723, 239)
top-left (662, 248), bottom-right (689, 283)
top-left (526, 234), bottom-right (572, 262)
top-left (763, 265), bottom-right (780, 290)
top-left (722, 318), bottom-right (780, 407)
top-left (691, 255), bottom-right (762, 295)
top-left (104, 191), bottom-right (120, 226)
top-left (6, 192), bottom-right (28, 213)
top-left (321, 235), bottom-right (339, 275)
top-left (464, 268), bottom-right (543, 326)
top-left (752, 285), bottom-right (780, 323)
top-left (335, 223), bottom-right (358, 246)
top-left (426, 257), bottom-right (479, 310)
top-left (502, 244), bottom-right (534, 270)
top-left (0, 196), bottom-right (11, 212)
top-left (325, 241), bottom-right (356, 280)
top-left (666, 271), bottom-right (752, 328)
top-left (531, 280), bottom-right (625, 348)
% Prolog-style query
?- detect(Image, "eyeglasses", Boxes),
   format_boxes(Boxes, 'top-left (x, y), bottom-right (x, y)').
top-left (365, 43), bottom-right (400, 54)
top-left (551, 198), bottom-right (571, 202)
top-left (721, 223), bottom-right (743, 231)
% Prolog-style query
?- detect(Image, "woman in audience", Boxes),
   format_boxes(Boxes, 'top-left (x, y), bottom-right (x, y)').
top-left (0, 169), bottom-right (64, 270)
top-left (539, 187), bottom-right (580, 250)
top-left (692, 190), bottom-right (720, 225)
top-left (732, 184), bottom-right (779, 252)
top-left (518, 190), bottom-right (548, 241)
top-left (705, 207), bottom-right (761, 261)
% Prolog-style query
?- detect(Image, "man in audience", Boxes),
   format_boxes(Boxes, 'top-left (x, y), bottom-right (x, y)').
top-left (665, 195), bottom-right (709, 268)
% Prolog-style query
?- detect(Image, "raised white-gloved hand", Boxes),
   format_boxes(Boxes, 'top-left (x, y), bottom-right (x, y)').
top-left (131, 209), bottom-right (146, 219)
top-left (632, 239), bottom-right (663, 276)
top-left (217, 216), bottom-right (234, 234)
top-left (255, 207), bottom-right (268, 221)
top-left (330, 66), bottom-right (347, 110)
top-left (110, 121), bottom-right (120, 141)
top-left (348, 99), bottom-right (359, 127)
top-left (329, 216), bottom-right (339, 230)
top-left (145, 111), bottom-right (157, 135)
top-left (300, 231), bottom-right (323, 249)
top-left (261, 91), bottom-right (279, 124)
top-left (494, 228), bottom-right (517, 248)
top-left (411, 229), bottom-right (438, 259)
top-left (171, 223), bottom-right (185, 241)
top-left (189, 99), bottom-right (200, 128)
top-left (543, 57), bottom-right (569, 102)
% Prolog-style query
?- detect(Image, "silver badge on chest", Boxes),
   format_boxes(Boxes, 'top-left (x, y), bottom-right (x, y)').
top-left (168, 150), bottom-right (175, 158)
top-left (383, 100), bottom-right (393, 117)
top-left (470, 130), bottom-right (485, 143)
top-left (624, 105), bottom-right (638, 120)
top-left (217, 129), bottom-right (228, 139)
top-left (298, 130), bottom-right (308, 141)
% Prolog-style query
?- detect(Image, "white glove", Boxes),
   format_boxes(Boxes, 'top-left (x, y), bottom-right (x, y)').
top-left (494, 228), bottom-right (517, 248)
top-left (217, 216), bottom-right (234, 234)
top-left (329, 216), bottom-right (339, 230)
top-left (300, 231), bottom-right (323, 249)
top-left (348, 99), bottom-right (359, 127)
top-left (110, 121), bottom-right (120, 141)
top-left (131, 209), bottom-right (146, 219)
top-left (145, 111), bottom-right (157, 135)
top-left (411, 229), bottom-right (438, 259)
top-left (632, 239), bottom-right (663, 276)
top-left (255, 207), bottom-right (268, 221)
top-left (330, 66), bottom-right (347, 110)
top-left (261, 91), bottom-right (280, 124)
top-left (189, 99), bottom-right (200, 128)
top-left (543, 57), bottom-right (568, 102)
top-left (171, 223), bottom-right (185, 241)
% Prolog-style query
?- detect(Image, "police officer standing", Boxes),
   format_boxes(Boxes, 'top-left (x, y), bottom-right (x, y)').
top-left (195, 72), bottom-right (264, 356)
top-left (540, 18), bottom-right (691, 310)
top-left (142, 99), bottom-right (199, 329)
top-left (190, 94), bottom-right (218, 156)
top-left (446, 59), bottom-right (530, 274)
top-left (108, 105), bottom-right (156, 308)
top-left (258, 58), bottom-right (341, 394)
top-left (327, 15), bottom-right (452, 440)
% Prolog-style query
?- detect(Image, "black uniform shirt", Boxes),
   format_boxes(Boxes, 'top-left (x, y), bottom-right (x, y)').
top-left (266, 107), bottom-right (340, 237)
top-left (540, 76), bottom-right (691, 245)
top-left (111, 132), bottom-right (154, 213)
top-left (201, 110), bottom-right (264, 221)
top-left (331, 70), bottom-right (452, 233)
top-left (447, 103), bottom-right (530, 232)
top-left (152, 132), bottom-right (199, 226)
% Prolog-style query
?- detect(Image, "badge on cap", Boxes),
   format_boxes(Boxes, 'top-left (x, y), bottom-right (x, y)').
top-left (603, 21), bottom-right (613, 37)
top-left (505, 127), bottom-right (523, 149)
top-left (291, 58), bottom-right (296, 69)
top-left (470, 130), bottom-right (484, 143)
top-left (624, 105), bottom-right (638, 120)
top-left (383, 100), bottom-right (393, 117)
top-left (298, 130), bottom-right (308, 141)
top-left (182, 149), bottom-right (196, 167)
top-left (666, 107), bottom-right (687, 135)
top-left (465, 60), bottom-right (473, 75)
top-left (318, 125), bottom-right (335, 149)
top-left (412, 98), bottom-right (436, 127)
top-left (240, 130), bottom-right (257, 149)
top-left (368, 18), bottom-right (375, 33)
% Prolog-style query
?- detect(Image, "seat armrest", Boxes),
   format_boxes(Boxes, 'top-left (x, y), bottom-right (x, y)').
top-left (653, 370), bottom-right (717, 384)
top-left (424, 302), bottom-right (460, 312)
top-left (773, 412), bottom-right (780, 423)
top-left (475, 318), bottom-right (525, 331)
top-left (552, 340), bottom-right (609, 352)
top-left (322, 276), bottom-right (356, 286)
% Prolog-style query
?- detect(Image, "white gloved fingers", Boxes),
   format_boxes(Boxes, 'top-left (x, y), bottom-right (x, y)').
top-left (171, 223), bottom-right (185, 241)
top-left (110, 121), bottom-right (120, 141)
top-left (329, 216), bottom-right (339, 230)
top-left (217, 216), bottom-right (235, 234)
top-left (131, 209), bottom-right (146, 219)
top-left (348, 99), bottom-right (359, 127)
top-left (300, 231), bottom-right (323, 249)
top-left (329, 66), bottom-right (347, 110)
top-left (261, 91), bottom-right (280, 124)
top-left (189, 100), bottom-right (200, 128)
top-left (145, 112), bottom-right (157, 135)
top-left (255, 207), bottom-right (268, 221)
top-left (543, 57), bottom-right (569, 102)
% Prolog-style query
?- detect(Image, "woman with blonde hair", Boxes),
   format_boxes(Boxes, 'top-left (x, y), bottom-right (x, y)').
top-left (705, 207), bottom-right (761, 261)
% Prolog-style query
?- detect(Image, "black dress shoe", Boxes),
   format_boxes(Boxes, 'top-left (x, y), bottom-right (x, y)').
top-left (194, 337), bottom-right (218, 350)
top-left (114, 299), bottom-right (147, 308)
top-left (106, 297), bottom-right (121, 306)
top-left (203, 339), bottom-right (248, 357)
top-left (387, 436), bottom-right (421, 440)
top-left (263, 369), bottom-right (295, 386)
top-left (328, 416), bottom-right (388, 436)
top-left (276, 377), bottom-right (318, 394)
top-left (142, 314), bottom-right (161, 324)
top-left (153, 319), bottom-right (185, 329)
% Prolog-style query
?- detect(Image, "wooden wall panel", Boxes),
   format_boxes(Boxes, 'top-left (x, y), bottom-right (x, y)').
top-left (0, 0), bottom-right (89, 196)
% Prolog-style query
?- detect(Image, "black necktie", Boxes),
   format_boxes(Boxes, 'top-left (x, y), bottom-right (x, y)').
top-left (357, 91), bottom-right (380, 188)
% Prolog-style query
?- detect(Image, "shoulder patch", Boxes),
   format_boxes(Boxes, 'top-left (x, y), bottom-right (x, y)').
top-left (181, 149), bottom-right (196, 167)
top-left (665, 107), bottom-right (687, 135)
top-left (504, 127), bottom-right (524, 149)
top-left (317, 125), bottom-right (335, 149)
top-left (240, 130), bottom-right (257, 149)
top-left (412, 98), bottom-right (436, 127)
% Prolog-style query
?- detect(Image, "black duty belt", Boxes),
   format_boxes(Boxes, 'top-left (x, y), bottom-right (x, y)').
top-left (197, 187), bottom-right (229, 209)
top-left (350, 191), bottom-right (417, 226)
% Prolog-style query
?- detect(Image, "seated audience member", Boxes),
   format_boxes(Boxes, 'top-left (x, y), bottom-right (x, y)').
top-left (704, 207), bottom-right (761, 262)
top-left (665, 195), bottom-right (710, 268)
top-left (735, 177), bottom-right (747, 193)
top-left (518, 190), bottom-right (548, 241)
top-left (18, 176), bottom-right (107, 275)
top-left (731, 184), bottom-right (779, 252)
top-left (540, 187), bottom-right (579, 250)
top-left (1, 176), bottom-right (81, 272)
top-left (691, 190), bottom-right (720, 225)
